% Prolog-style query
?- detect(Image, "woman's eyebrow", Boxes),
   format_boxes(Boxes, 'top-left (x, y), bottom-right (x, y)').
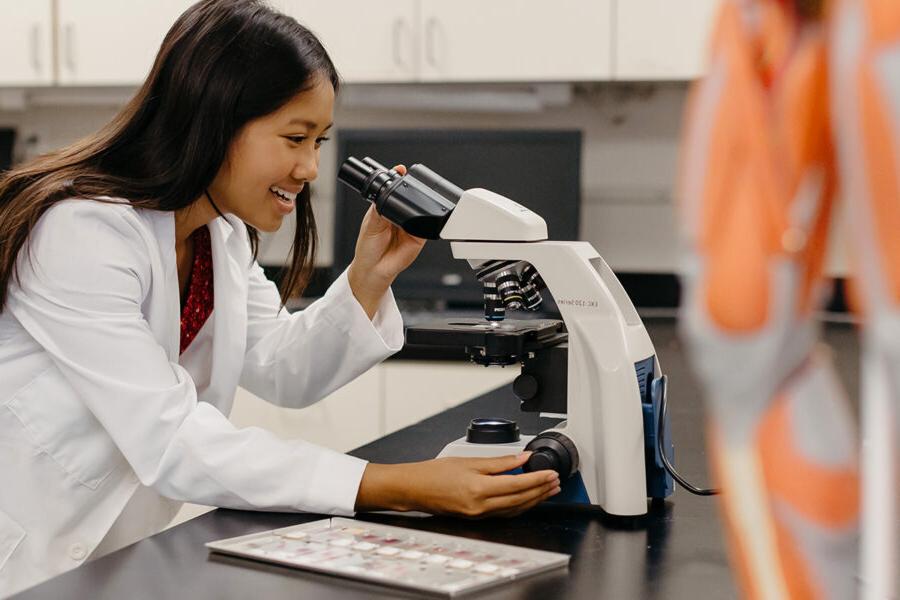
top-left (287, 119), bottom-right (334, 132)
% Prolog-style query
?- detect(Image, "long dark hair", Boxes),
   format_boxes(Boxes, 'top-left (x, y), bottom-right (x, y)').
top-left (0, 0), bottom-right (339, 311)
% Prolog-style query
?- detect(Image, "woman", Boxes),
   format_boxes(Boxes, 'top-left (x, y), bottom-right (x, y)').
top-left (0, 0), bottom-right (561, 594)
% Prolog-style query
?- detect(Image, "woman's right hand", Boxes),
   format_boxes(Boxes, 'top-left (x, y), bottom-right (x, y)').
top-left (355, 453), bottom-right (561, 518)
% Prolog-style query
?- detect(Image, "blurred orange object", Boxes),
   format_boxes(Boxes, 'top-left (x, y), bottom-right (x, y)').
top-left (677, 0), bottom-right (898, 597)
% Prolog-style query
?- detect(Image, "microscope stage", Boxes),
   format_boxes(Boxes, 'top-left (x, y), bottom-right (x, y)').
top-left (405, 318), bottom-right (567, 365)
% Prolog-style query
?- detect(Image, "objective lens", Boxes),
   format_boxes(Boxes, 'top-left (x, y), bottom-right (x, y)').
top-left (520, 264), bottom-right (545, 311)
top-left (483, 280), bottom-right (506, 321)
top-left (495, 270), bottom-right (524, 311)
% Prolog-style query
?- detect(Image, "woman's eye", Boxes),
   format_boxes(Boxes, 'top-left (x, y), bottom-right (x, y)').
top-left (285, 135), bottom-right (329, 148)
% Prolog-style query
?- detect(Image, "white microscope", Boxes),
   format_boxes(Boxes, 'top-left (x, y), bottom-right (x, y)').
top-left (339, 157), bottom-right (674, 517)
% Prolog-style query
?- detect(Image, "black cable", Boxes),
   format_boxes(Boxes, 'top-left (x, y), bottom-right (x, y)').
top-left (656, 375), bottom-right (720, 496)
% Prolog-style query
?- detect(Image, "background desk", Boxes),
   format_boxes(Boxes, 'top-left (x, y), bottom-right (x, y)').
top-left (12, 320), bottom-right (864, 599)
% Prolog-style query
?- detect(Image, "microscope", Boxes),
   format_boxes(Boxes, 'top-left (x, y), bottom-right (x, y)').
top-left (339, 157), bottom-right (674, 517)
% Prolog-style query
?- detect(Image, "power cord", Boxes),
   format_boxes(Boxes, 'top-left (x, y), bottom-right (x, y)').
top-left (656, 375), bottom-right (720, 496)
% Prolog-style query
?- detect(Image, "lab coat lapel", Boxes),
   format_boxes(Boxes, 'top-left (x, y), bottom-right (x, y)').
top-left (143, 209), bottom-right (181, 361)
top-left (206, 215), bottom-right (248, 405)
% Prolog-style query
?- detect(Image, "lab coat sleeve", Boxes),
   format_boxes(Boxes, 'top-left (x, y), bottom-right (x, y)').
top-left (6, 202), bottom-right (366, 515)
top-left (239, 260), bottom-right (404, 408)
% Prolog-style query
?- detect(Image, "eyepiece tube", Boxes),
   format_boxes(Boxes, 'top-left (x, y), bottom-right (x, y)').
top-left (337, 155), bottom-right (461, 239)
top-left (362, 157), bottom-right (390, 172)
top-left (408, 164), bottom-right (464, 203)
top-left (337, 156), bottom-right (373, 194)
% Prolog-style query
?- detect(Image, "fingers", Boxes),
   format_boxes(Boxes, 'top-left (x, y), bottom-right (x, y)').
top-left (392, 164), bottom-right (408, 175)
top-left (486, 470), bottom-right (559, 496)
top-left (472, 452), bottom-right (532, 474)
top-left (481, 480), bottom-right (562, 516)
top-left (490, 490), bottom-right (556, 518)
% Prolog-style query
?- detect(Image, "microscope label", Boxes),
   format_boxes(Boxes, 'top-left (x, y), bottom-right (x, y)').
top-left (556, 298), bottom-right (600, 308)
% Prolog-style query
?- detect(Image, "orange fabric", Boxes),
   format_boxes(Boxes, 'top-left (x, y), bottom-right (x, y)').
top-left (776, 34), bottom-right (836, 315)
top-left (688, 1), bottom-right (835, 332)
top-left (865, 0), bottom-right (900, 45)
top-left (699, 2), bottom-right (785, 331)
top-left (679, 0), bottom-right (898, 596)
top-left (858, 67), bottom-right (900, 303)
top-left (708, 426), bottom-right (765, 600)
top-left (757, 394), bottom-right (860, 527)
top-left (772, 518), bottom-right (821, 599)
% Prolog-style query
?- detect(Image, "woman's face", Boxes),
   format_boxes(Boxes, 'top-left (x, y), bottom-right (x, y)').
top-left (208, 75), bottom-right (335, 233)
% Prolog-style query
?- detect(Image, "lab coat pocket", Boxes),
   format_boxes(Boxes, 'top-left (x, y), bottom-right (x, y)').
top-left (5, 366), bottom-right (119, 490)
top-left (0, 508), bottom-right (25, 572)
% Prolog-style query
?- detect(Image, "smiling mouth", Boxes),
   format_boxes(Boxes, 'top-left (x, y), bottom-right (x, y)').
top-left (269, 186), bottom-right (299, 212)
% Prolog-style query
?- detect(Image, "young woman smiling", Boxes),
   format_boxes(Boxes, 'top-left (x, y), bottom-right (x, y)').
top-left (0, 1), bottom-right (559, 594)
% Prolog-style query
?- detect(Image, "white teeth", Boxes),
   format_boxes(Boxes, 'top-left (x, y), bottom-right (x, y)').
top-left (269, 186), bottom-right (297, 202)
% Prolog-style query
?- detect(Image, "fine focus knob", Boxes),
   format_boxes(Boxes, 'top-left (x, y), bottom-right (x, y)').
top-left (523, 431), bottom-right (579, 479)
top-left (513, 374), bottom-right (539, 401)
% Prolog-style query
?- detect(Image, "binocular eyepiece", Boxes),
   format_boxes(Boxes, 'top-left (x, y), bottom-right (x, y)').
top-left (338, 156), bottom-right (464, 240)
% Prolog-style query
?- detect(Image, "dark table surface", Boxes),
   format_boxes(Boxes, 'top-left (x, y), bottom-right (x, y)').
top-left (12, 319), bottom-right (863, 600)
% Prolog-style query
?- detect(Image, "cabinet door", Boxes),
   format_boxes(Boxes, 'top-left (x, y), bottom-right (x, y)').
top-left (0, 0), bottom-right (53, 86)
top-left (229, 368), bottom-right (383, 453)
top-left (615, 0), bottom-right (722, 80)
top-left (419, 0), bottom-right (612, 82)
top-left (56, 0), bottom-right (195, 85)
top-left (273, 0), bottom-right (418, 83)
top-left (383, 361), bottom-right (517, 436)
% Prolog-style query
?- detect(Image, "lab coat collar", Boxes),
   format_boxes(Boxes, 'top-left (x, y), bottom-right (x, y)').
top-left (142, 210), bottom-right (250, 382)
top-left (207, 213), bottom-right (249, 404)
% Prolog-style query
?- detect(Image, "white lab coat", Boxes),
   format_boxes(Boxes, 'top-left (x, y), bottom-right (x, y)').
top-left (0, 198), bottom-right (404, 596)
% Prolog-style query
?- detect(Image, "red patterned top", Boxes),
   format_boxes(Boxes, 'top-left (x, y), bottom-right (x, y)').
top-left (179, 226), bottom-right (214, 354)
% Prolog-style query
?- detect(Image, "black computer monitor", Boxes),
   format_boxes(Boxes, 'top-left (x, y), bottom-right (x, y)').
top-left (333, 129), bottom-right (582, 308)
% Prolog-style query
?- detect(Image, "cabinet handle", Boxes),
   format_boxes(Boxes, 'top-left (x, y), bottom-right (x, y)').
top-left (424, 17), bottom-right (439, 68)
top-left (30, 23), bottom-right (41, 73)
top-left (64, 23), bottom-right (76, 72)
top-left (392, 18), bottom-right (409, 70)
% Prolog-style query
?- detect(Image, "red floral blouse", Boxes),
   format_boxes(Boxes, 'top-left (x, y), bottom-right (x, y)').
top-left (179, 226), bottom-right (214, 354)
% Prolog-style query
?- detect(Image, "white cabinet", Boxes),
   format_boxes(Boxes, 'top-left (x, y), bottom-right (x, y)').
top-left (614, 0), bottom-right (722, 80)
top-left (0, 1), bottom-right (53, 86)
top-left (0, 1), bottom-right (723, 88)
top-left (229, 368), bottom-right (383, 452)
top-left (228, 361), bottom-right (516, 453)
top-left (274, 0), bottom-right (419, 83)
top-left (277, 0), bottom-right (611, 83)
top-left (418, 0), bottom-right (612, 82)
top-left (56, 0), bottom-right (194, 85)
top-left (382, 361), bottom-right (517, 433)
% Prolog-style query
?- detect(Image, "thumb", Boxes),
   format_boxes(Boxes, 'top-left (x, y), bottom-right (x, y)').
top-left (474, 452), bottom-right (532, 475)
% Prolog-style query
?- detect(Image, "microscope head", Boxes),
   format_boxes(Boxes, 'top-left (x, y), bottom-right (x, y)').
top-left (338, 156), bottom-right (548, 243)
top-left (338, 156), bottom-right (551, 322)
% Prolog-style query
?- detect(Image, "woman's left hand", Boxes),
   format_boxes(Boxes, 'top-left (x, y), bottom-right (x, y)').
top-left (347, 165), bottom-right (426, 319)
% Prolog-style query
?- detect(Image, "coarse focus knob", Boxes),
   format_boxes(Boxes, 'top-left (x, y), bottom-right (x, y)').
top-left (523, 431), bottom-right (579, 479)
top-left (513, 374), bottom-right (539, 401)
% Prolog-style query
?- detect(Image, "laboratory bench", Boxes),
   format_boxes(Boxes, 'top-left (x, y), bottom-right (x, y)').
top-left (12, 318), bottom-right (864, 599)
